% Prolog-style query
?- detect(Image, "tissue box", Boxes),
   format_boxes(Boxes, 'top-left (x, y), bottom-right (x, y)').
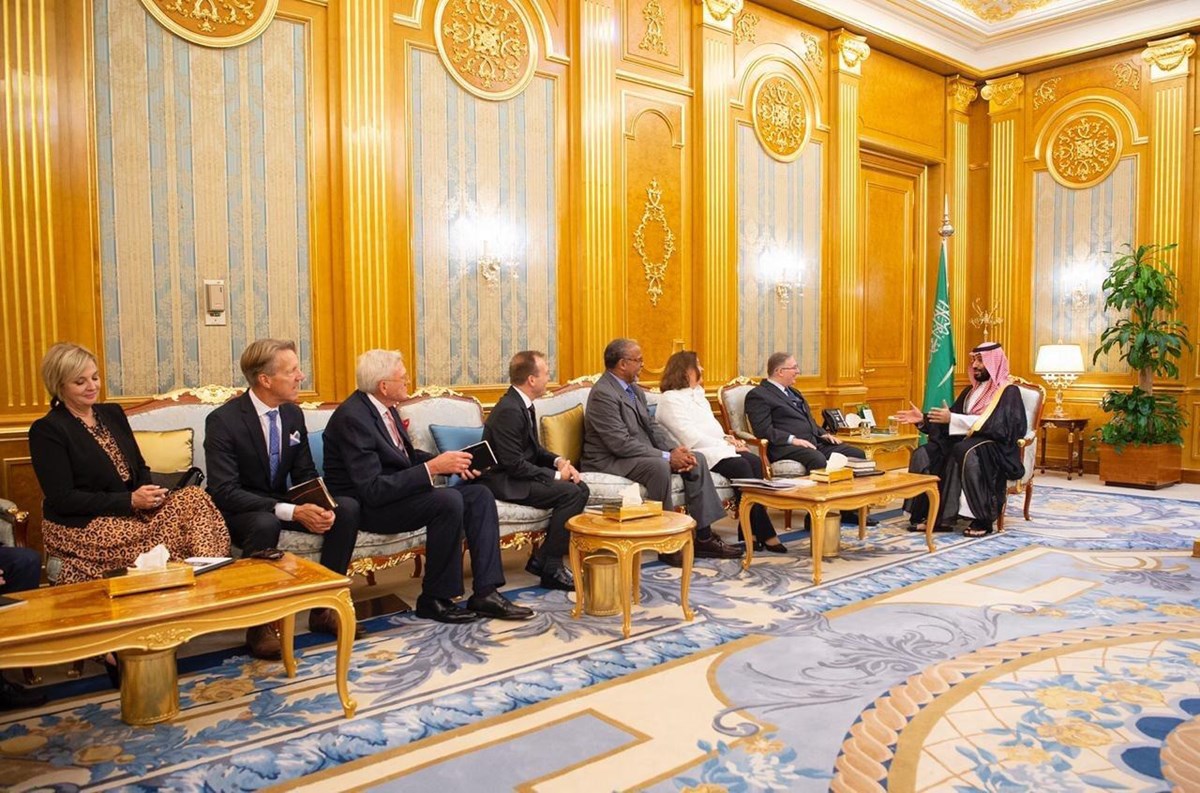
top-left (809, 468), bottom-right (854, 484)
top-left (601, 500), bottom-right (663, 521)
top-left (105, 562), bottom-right (196, 597)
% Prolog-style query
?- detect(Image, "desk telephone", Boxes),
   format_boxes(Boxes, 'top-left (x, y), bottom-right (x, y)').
top-left (821, 408), bottom-right (849, 433)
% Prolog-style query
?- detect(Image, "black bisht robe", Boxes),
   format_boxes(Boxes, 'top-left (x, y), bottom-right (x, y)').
top-left (906, 384), bottom-right (1028, 527)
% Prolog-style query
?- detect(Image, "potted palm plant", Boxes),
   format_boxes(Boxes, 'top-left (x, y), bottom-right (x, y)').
top-left (1091, 242), bottom-right (1191, 488)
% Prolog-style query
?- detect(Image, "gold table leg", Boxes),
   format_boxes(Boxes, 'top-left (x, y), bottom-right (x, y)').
top-left (279, 616), bottom-right (296, 678)
top-left (119, 647), bottom-right (178, 726)
top-left (679, 536), bottom-right (694, 622)
top-left (618, 547), bottom-right (634, 639)
top-left (331, 592), bottom-right (358, 718)
top-left (569, 538), bottom-right (585, 619)
top-left (739, 498), bottom-right (755, 571)
top-left (810, 507), bottom-right (827, 584)
top-left (924, 484), bottom-right (940, 553)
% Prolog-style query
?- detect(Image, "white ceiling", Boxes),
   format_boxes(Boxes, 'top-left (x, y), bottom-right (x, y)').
top-left (784, 0), bottom-right (1200, 75)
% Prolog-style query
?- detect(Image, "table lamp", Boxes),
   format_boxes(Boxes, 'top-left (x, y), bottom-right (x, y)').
top-left (1034, 344), bottom-right (1085, 418)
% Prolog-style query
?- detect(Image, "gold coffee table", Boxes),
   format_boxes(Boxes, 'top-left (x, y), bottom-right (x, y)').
top-left (567, 511), bottom-right (696, 639)
top-left (738, 471), bottom-right (941, 584)
top-left (831, 431), bottom-right (921, 470)
top-left (0, 554), bottom-right (357, 725)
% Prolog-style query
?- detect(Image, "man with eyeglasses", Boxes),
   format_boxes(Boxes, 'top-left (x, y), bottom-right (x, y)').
top-left (581, 338), bottom-right (740, 566)
top-left (745, 351), bottom-right (875, 526)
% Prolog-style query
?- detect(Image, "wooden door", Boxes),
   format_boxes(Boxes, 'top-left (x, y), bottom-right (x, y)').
top-left (857, 152), bottom-right (925, 431)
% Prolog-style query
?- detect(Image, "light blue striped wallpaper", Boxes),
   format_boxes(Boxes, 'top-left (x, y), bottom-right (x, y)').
top-left (93, 0), bottom-right (313, 396)
top-left (736, 126), bottom-right (823, 378)
top-left (410, 49), bottom-right (558, 386)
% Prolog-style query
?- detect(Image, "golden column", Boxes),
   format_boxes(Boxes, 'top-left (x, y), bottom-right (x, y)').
top-left (829, 30), bottom-right (870, 386)
top-left (0, 0), bottom-right (62, 419)
top-left (693, 0), bottom-right (738, 382)
top-left (1142, 35), bottom-right (1194, 279)
top-left (340, 0), bottom-right (393, 368)
top-left (573, 0), bottom-right (618, 372)
top-left (979, 73), bottom-right (1024, 353)
top-left (947, 77), bottom-right (978, 370)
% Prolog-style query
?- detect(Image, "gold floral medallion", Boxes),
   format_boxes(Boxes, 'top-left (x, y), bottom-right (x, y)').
top-left (752, 74), bottom-right (809, 162)
top-left (1048, 113), bottom-right (1121, 189)
top-left (633, 179), bottom-right (676, 307)
top-left (138, 0), bottom-right (278, 49)
top-left (434, 0), bottom-right (538, 101)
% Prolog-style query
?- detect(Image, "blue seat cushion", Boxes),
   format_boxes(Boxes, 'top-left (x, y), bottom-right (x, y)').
top-left (308, 430), bottom-right (325, 476)
top-left (428, 424), bottom-right (484, 453)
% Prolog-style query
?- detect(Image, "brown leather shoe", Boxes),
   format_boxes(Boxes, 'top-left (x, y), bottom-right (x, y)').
top-left (308, 607), bottom-right (364, 639)
top-left (245, 624), bottom-right (282, 660)
top-left (694, 534), bottom-right (743, 559)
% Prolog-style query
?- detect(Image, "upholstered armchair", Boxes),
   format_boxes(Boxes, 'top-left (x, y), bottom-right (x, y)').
top-left (716, 378), bottom-right (808, 479)
top-left (997, 377), bottom-right (1046, 532)
top-left (0, 497), bottom-right (30, 551)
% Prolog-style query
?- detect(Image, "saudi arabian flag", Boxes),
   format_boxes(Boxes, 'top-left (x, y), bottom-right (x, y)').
top-left (923, 240), bottom-right (955, 412)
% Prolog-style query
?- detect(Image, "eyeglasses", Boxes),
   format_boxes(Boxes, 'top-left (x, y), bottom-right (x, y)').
top-left (382, 375), bottom-right (409, 384)
top-left (622, 357), bottom-right (644, 364)
top-left (778, 366), bottom-right (798, 372)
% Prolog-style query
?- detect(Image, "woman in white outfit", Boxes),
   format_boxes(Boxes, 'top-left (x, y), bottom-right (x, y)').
top-left (656, 351), bottom-right (784, 552)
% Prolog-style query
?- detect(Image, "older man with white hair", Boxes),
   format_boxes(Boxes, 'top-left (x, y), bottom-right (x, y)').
top-left (323, 350), bottom-right (532, 623)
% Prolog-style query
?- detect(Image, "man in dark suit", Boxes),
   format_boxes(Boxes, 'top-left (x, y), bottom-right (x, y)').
top-left (0, 543), bottom-right (47, 709)
top-left (481, 351), bottom-right (588, 591)
top-left (581, 338), bottom-right (740, 566)
top-left (322, 349), bottom-right (532, 624)
top-left (206, 339), bottom-right (362, 658)
top-left (744, 351), bottom-right (874, 526)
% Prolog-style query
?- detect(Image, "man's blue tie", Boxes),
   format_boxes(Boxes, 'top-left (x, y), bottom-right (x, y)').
top-left (624, 386), bottom-right (637, 403)
top-left (266, 409), bottom-right (280, 481)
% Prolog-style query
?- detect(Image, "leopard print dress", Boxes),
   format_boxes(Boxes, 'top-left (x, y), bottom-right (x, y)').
top-left (41, 417), bottom-right (230, 585)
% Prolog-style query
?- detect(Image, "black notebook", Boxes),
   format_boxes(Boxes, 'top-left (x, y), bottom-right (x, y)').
top-left (461, 440), bottom-right (498, 473)
top-left (0, 595), bottom-right (26, 610)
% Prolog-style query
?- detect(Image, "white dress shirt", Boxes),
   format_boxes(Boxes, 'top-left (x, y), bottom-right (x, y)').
top-left (247, 389), bottom-right (295, 522)
top-left (654, 387), bottom-right (739, 469)
top-left (513, 387), bottom-right (564, 478)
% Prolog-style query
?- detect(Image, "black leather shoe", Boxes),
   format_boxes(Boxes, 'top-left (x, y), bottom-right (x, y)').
top-left (694, 535), bottom-right (743, 559)
top-left (657, 551), bottom-right (683, 567)
top-left (309, 607), bottom-right (365, 639)
top-left (841, 512), bottom-right (879, 527)
top-left (0, 676), bottom-right (47, 710)
top-left (539, 567), bottom-right (575, 591)
top-left (103, 655), bottom-right (121, 689)
top-left (524, 555), bottom-right (544, 578)
top-left (753, 539), bottom-right (788, 553)
top-left (467, 591), bottom-right (534, 620)
top-left (415, 595), bottom-right (480, 624)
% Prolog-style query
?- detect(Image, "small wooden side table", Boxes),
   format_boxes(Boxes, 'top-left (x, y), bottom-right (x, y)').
top-left (1038, 415), bottom-right (1089, 480)
top-left (567, 511), bottom-right (695, 639)
top-left (831, 431), bottom-right (920, 471)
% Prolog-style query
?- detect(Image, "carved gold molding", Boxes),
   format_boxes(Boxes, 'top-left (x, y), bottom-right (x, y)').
top-left (948, 77), bottom-right (978, 113)
top-left (733, 11), bottom-right (759, 45)
top-left (1142, 33), bottom-right (1195, 79)
top-left (434, 0), bottom-right (538, 100)
top-left (952, 0), bottom-right (1054, 23)
top-left (638, 0), bottom-right (668, 56)
top-left (633, 179), bottom-right (677, 307)
top-left (409, 385), bottom-right (467, 398)
top-left (1031, 76), bottom-right (1060, 111)
top-left (832, 30), bottom-right (869, 75)
top-left (139, 0), bottom-right (278, 48)
top-left (1047, 113), bottom-right (1121, 189)
top-left (153, 385), bottom-right (244, 404)
top-left (700, 0), bottom-right (744, 23)
top-left (1111, 60), bottom-right (1141, 90)
top-left (980, 73), bottom-right (1024, 114)
top-left (799, 32), bottom-right (825, 72)
top-left (752, 74), bottom-right (809, 162)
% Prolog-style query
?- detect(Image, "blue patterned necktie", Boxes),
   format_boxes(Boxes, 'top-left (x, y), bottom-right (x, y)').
top-left (266, 409), bottom-right (280, 480)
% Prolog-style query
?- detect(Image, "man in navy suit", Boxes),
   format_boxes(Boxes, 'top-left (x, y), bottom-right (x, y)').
top-left (0, 542), bottom-right (46, 709)
top-left (322, 350), bottom-right (532, 624)
top-left (206, 339), bottom-right (361, 658)
top-left (481, 351), bottom-right (588, 591)
top-left (744, 351), bottom-right (874, 526)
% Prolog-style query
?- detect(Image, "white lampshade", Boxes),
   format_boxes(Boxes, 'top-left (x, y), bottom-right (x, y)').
top-left (1034, 344), bottom-right (1085, 374)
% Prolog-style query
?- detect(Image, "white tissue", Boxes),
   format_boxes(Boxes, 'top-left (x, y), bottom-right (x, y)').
top-left (132, 544), bottom-right (170, 571)
top-left (619, 482), bottom-right (643, 507)
top-left (843, 413), bottom-right (862, 429)
top-left (826, 452), bottom-right (848, 472)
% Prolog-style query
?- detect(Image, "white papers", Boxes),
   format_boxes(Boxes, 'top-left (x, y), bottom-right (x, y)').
top-left (185, 556), bottom-right (234, 574)
top-left (132, 544), bottom-right (170, 571)
top-left (843, 413), bottom-right (862, 429)
top-left (619, 482), bottom-right (643, 507)
top-left (729, 477), bottom-right (815, 490)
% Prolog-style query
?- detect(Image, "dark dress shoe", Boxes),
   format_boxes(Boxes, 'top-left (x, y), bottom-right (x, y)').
top-left (466, 591), bottom-right (534, 620)
top-left (753, 539), bottom-right (788, 553)
top-left (0, 676), bottom-right (47, 710)
top-left (415, 596), bottom-right (480, 624)
top-left (539, 566), bottom-right (575, 591)
top-left (308, 607), bottom-right (365, 639)
top-left (246, 624), bottom-right (282, 660)
top-left (841, 512), bottom-right (879, 526)
top-left (694, 534), bottom-right (743, 559)
top-left (102, 655), bottom-right (121, 689)
top-left (658, 551), bottom-right (683, 567)
top-left (524, 555), bottom-right (544, 577)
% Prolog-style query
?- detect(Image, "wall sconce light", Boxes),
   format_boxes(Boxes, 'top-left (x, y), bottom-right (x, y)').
top-left (1060, 256), bottom-right (1105, 317)
top-left (760, 248), bottom-right (803, 306)
top-left (449, 204), bottom-right (522, 288)
top-left (1034, 343), bottom-right (1085, 418)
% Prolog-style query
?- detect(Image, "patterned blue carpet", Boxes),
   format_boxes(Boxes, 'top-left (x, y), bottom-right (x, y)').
top-left (1, 484), bottom-right (1197, 792)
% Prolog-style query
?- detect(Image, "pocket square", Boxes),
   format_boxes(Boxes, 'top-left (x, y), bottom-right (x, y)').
top-left (289, 430), bottom-right (302, 446)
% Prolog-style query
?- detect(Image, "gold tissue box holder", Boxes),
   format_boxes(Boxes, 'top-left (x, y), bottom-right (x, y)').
top-left (105, 562), bottom-right (195, 597)
top-left (601, 500), bottom-right (663, 521)
top-left (810, 468), bottom-right (854, 483)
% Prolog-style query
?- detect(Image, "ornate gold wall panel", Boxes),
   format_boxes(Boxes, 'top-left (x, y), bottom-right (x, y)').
top-left (622, 0), bottom-right (686, 76)
top-left (1045, 112), bottom-right (1123, 188)
top-left (859, 49), bottom-right (945, 161)
top-left (981, 72), bottom-right (1024, 354)
top-left (138, 0), bottom-right (279, 48)
top-left (622, 92), bottom-right (687, 375)
top-left (947, 76), bottom-right (976, 373)
top-left (1144, 34), bottom-right (1192, 285)
top-left (0, 0), bottom-right (60, 417)
top-left (434, 0), bottom-right (538, 100)
top-left (751, 73), bottom-right (809, 162)
top-left (342, 0), bottom-right (394, 364)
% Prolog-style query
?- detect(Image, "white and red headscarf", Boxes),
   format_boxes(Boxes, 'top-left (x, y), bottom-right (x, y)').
top-left (966, 342), bottom-right (1010, 415)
